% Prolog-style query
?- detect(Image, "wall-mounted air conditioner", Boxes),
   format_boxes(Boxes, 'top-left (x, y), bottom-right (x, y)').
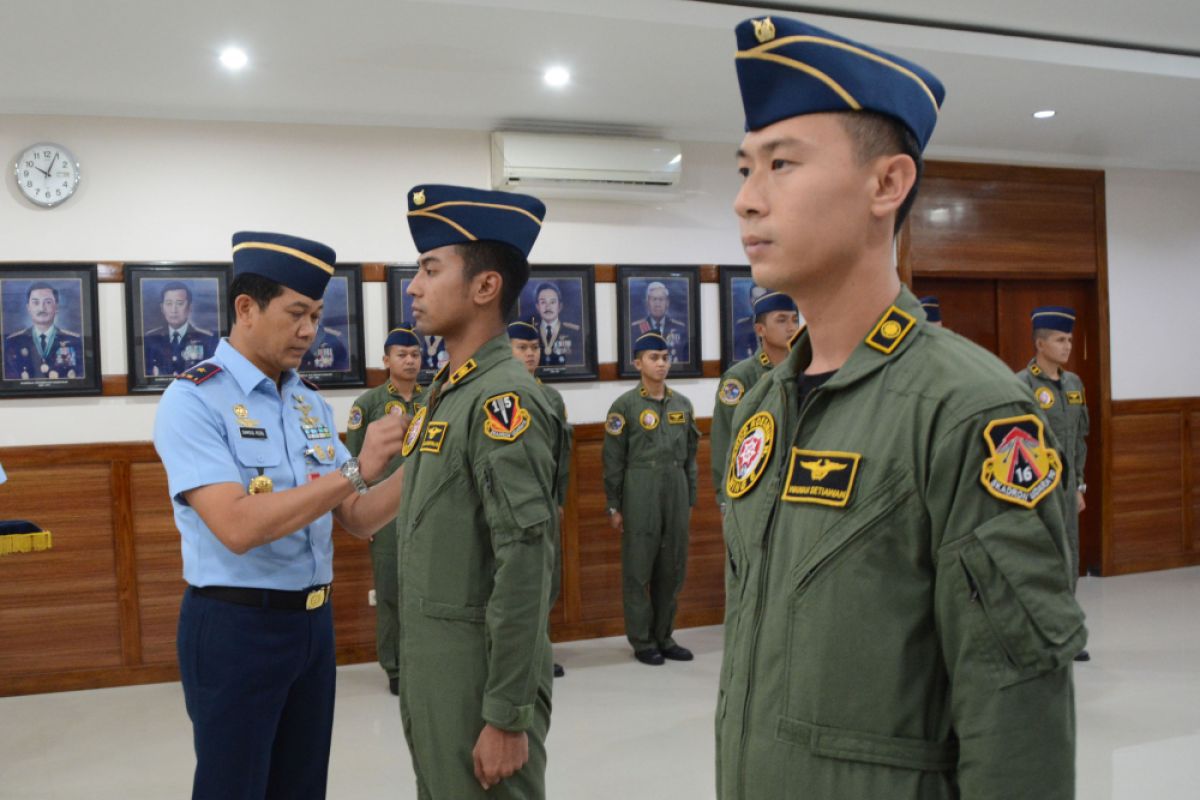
top-left (490, 132), bottom-right (682, 201)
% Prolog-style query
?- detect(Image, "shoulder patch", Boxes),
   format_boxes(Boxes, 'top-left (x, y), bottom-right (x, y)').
top-left (865, 306), bottom-right (917, 355)
top-left (719, 378), bottom-right (746, 406)
top-left (605, 412), bottom-right (626, 435)
top-left (726, 412), bottom-right (775, 499)
top-left (347, 405), bottom-right (364, 430)
top-left (401, 406), bottom-right (428, 457)
top-left (980, 414), bottom-right (1063, 509)
top-left (638, 408), bottom-right (660, 430)
top-left (1034, 387), bottom-right (1056, 409)
top-left (176, 363), bottom-right (222, 384)
top-left (483, 392), bottom-right (531, 442)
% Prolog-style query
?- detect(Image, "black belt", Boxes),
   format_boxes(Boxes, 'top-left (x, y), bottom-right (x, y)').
top-left (191, 584), bottom-right (332, 611)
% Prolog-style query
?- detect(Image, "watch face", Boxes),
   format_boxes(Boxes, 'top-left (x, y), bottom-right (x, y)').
top-left (14, 142), bottom-right (80, 207)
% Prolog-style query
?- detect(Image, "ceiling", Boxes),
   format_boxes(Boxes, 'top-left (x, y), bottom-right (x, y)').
top-left (2, 0), bottom-right (1199, 171)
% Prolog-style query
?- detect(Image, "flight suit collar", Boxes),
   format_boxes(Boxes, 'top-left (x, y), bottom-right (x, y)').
top-left (386, 379), bottom-right (422, 401)
top-left (775, 286), bottom-right (924, 393)
top-left (428, 333), bottom-right (512, 400)
top-left (1026, 358), bottom-right (1062, 382)
top-left (215, 338), bottom-right (303, 397)
top-left (638, 381), bottom-right (673, 401)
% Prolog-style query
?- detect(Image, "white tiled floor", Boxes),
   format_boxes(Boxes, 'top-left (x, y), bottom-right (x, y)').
top-left (2, 568), bottom-right (1198, 799)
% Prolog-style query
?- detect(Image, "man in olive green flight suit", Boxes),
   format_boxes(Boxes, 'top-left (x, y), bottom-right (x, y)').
top-left (346, 326), bottom-right (425, 695)
top-left (1017, 306), bottom-right (1091, 660)
top-left (509, 319), bottom-right (573, 678)
top-left (603, 332), bottom-right (700, 666)
top-left (395, 184), bottom-right (559, 799)
top-left (711, 291), bottom-right (800, 510)
top-left (717, 16), bottom-right (1086, 799)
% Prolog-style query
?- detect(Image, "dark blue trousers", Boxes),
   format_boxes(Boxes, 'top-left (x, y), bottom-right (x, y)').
top-left (177, 588), bottom-right (336, 800)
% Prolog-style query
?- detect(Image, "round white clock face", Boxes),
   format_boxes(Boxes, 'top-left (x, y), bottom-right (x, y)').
top-left (14, 142), bottom-right (80, 208)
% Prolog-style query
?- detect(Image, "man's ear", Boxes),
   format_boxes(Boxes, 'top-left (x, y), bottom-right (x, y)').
top-left (869, 153), bottom-right (917, 223)
top-left (232, 294), bottom-right (257, 327)
top-left (471, 270), bottom-right (503, 308)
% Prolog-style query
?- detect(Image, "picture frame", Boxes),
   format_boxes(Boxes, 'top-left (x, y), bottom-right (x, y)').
top-left (718, 265), bottom-right (769, 372)
top-left (0, 264), bottom-right (102, 397)
top-left (386, 264), bottom-right (446, 385)
top-left (124, 263), bottom-right (230, 393)
top-left (615, 265), bottom-right (702, 379)
top-left (514, 265), bottom-right (599, 382)
top-left (298, 263), bottom-right (366, 388)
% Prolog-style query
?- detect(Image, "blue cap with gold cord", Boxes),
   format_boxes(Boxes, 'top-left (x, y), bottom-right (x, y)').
top-left (633, 331), bottom-right (670, 356)
top-left (753, 291), bottom-right (798, 319)
top-left (1031, 306), bottom-right (1076, 334)
top-left (920, 296), bottom-right (942, 323)
top-left (507, 320), bottom-right (540, 342)
top-left (0, 520), bottom-right (53, 557)
top-left (231, 231), bottom-right (336, 300)
top-left (406, 184), bottom-right (546, 259)
top-left (384, 327), bottom-right (420, 350)
top-left (733, 15), bottom-right (946, 151)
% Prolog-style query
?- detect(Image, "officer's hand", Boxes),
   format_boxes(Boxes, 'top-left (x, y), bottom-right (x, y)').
top-left (472, 723), bottom-right (528, 790)
top-left (609, 511), bottom-right (623, 532)
top-left (1077, 491), bottom-right (1086, 513)
top-left (357, 412), bottom-right (411, 484)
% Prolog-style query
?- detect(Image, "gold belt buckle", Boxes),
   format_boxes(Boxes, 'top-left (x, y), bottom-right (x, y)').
top-left (305, 587), bottom-right (327, 610)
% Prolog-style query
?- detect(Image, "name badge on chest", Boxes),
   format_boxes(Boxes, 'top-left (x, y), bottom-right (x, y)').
top-left (781, 449), bottom-right (862, 508)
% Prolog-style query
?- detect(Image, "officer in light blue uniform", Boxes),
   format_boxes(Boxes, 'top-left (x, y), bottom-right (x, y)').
top-left (154, 230), bottom-right (409, 800)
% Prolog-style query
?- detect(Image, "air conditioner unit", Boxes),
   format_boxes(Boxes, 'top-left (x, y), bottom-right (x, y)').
top-left (490, 132), bottom-right (682, 201)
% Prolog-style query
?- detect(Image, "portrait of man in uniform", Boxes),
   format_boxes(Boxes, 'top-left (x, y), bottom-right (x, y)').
top-left (513, 266), bottom-right (598, 380)
top-left (125, 265), bottom-right (229, 392)
top-left (2, 280), bottom-right (84, 381)
top-left (617, 267), bottom-right (700, 378)
top-left (720, 267), bottom-right (786, 371)
top-left (297, 266), bottom-right (365, 387)
top-left (0, 267), bottom-right (100, 396)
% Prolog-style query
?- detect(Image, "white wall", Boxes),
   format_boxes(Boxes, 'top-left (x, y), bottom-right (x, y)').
top-left (0, 115), bottom-right (745, 446)
top-left (1106, 168), bottom-right (1200, 400)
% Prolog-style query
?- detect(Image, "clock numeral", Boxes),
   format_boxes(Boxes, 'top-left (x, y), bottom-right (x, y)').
top-left (55, 189), bottom-right (62, 196)
top-left (62, 180), bottom-right (68, 188)
top-left (24, 160), bottom-right (33, 167)
top-left (42, 150), bottom-right (52, 158)
top-left (25, 180), bottom-right (32, 188)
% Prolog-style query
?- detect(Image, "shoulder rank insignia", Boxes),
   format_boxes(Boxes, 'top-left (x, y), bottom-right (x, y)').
top-left (980, 414), bottom-right (1062, 509)
top-left (726, 412), bottom-right (775, 499)
top-left (719, 378), bottom-right (746, 406)
top-left (176, 363), bottom-right (221, 384)
top-left (401, 406), bottom-right (428, 458)
top-left (483, 392), bottom-right (531, 442)
top-left (605, 412), bottom-right (626, 435)
top-left (781, 448), bottom-right (861, 507)
top-left (1035, 387), bottom-right (1056, 409)
top-left (347, 405), bottom-right (364, 430)
top-left (865, 306), bottom-right (917, 355)
top-left (1030, 364), bottom-right (1043, 377)
top-left (450, 358), bottom-right (477, 385)
top-left (300, 375), bottom-right (321, 391)
top-left (639, 409), bottom-right (659, 430)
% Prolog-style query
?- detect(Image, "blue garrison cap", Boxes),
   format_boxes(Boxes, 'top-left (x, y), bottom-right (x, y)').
top-left (753, 291), bottom-right (798, 319)
top-left (384, 327), bottom-right (420, 350)
top-left (406, 185), bottom-right (546, 259)
top-left (920, 296), bottom-right (941, 323)
top-left (633, 331), bottom-right (670, 355)
top-left (734, 16), bottom-right (945, 150)
top-left (507, 320), bottom-right (540, 342)
top-left (231, 231), bottom-right (336, 300)
top-left (1031, 306), bottom-right (1076, 334)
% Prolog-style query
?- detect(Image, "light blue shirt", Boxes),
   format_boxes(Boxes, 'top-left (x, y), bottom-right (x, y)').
top-left (0, 462), bottom-right (6, 485)
top-left (153, 339), bottom-right (350, 589)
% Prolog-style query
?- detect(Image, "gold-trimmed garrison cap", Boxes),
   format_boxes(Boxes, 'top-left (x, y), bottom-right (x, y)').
top-left (753, 290), bottom-right (798, 319)
top-left (1031, 305), bottom-right (1076, 334)
top-left (384, 327), bottom-right (420, 349)
top-left (406, 184), bottom-right (546, 259)
top-left (231, 231), bottom-right (336, 300)
top-left (633, 331), bottom-right (670, 355)
top-left (507, 320), bottom-right (540, 341)
top-left (919, 295), bottom-right (941, 323)
top-left (734, 15), bottom-right (946, 151)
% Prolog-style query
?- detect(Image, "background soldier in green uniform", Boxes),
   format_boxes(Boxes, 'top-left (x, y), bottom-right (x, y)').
top-left (711, 291), bottom-right (800, 511)
top-left (346, 326), bottom-right (424, 694)
top-left (509, 319), bottom-right (572, 678)
top-left (396, 184), bottom-right (559, 798)
top-left (603, 332), bottom-right (700, 666)
top-left (1017, 305), bottom-right (1091, 661)
top-left (920, 295), bottom-right (944, 327)
top-left (717, 16), bottom-right (1086, 799)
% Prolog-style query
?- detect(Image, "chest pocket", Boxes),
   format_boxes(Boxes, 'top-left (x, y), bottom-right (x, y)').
top-left (232, 434), bottom-right (283, 483)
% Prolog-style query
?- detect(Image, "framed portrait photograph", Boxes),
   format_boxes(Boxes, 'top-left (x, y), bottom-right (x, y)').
top-left (514, 265), bottom-right (598, 382)
top-left (718, 265), bottom-right (770, 372)
top-left (616, 265), bottom-right (702, 379)
top-left (386, 264), bottom-right (447, 384)
top-left (124, 263), bottom-right (229, 392)
top-left (298, 263), bottom-right (366, 388)
top-left (0, 264), bottom-right (101, 397)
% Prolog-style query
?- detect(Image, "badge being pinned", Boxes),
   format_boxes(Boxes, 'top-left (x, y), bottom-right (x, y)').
top-left (726, 412), bottom-right (775, 499)
top-left (401, 406), bottom-right (428, 457)
top-left (483, 392), bottom-right (531, 442)
top-left (718, 378), bottom-right (745, 406)
top-left (980, 414), bottom-right (1062, 509)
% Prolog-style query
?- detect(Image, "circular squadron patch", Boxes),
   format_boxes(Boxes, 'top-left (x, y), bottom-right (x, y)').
top-left (639, 409), bottom-right (660, 430)
top-left (384, 400), bottom-right (405, 416)
top-left (401, 405), bottom-right (428, 457)
top-left (726, 412), bottom-right (775, 499)
top-left (1035, 387), bottom-right (1055, 410)
top-left (606, 413), bottom-right (626, 435)
top-left (718, 378), bottom-right (746, 406)
top-left (347, 405), bottom-right (364, 430)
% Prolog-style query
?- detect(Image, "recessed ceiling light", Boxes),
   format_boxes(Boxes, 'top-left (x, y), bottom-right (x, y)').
top-left (543, 66), bottom-right (570, 88)
top-left (1033, 109), bottom-right (1056, 119)
top-left (220, 47), bottom-right (249, 71)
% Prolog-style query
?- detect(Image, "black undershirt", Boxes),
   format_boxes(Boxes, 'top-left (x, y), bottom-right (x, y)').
top-left (797, 370), bottom-right (837, 408)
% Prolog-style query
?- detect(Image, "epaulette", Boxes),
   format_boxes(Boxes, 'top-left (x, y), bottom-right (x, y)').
top-left (5, 328), bottom-right (26, 340)
top-left (323, 327), bottom-right (343, 338)
top-left (176, 363), bottom-right (222, 384)
top-left (145, 326), bottom-right (165, 335)
top-left (301, 375), bottom-right (321, 391)
top-left (192, 326), bottom-right (214, 336)
top-left (59, 329), bottom-right (81, 337)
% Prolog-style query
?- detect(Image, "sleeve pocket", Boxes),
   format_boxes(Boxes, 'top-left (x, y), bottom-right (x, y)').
top-left (479, 440), bottom-right (552, 542)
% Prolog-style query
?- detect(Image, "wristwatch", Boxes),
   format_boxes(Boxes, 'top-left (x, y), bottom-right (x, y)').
top-left (607, 507), bottom-right (618, 516)
top-left (1078, 484), bottom-right (1087, 494)
top-left (340, 458), bottom-right (370, 496)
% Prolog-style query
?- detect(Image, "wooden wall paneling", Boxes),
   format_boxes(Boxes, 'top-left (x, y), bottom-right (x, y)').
top-left (1090, 174), bottom-right (1114, 576)
top-left (111, 458), bottom-right (143, 667)
top-left (907, 277), bottom-right (998, 353)
top-left (330, 525), bottom-right (380, 666)
top-left (1189, 410), bottom-right (1199, 553)
top-left (129, 461), bottom-right (186, 665)
top-left (907, 163), bottom-right (1101, 277)
top-left (1108, 412), bottom-right (1185, 569)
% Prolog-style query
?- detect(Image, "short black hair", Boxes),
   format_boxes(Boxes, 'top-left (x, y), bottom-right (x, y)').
top-left (228, 273), bottom-right (286, 321)
top-left (836, 111), bottom-right (923, 235)
top-left (26, 282), bottom-right (59, 303)
top-left (534, 282), bottom-right (562, 302)
top-left (160, 281), bottom-right (192, 305)
top-left (457, 241), bottom-right (530, 320)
